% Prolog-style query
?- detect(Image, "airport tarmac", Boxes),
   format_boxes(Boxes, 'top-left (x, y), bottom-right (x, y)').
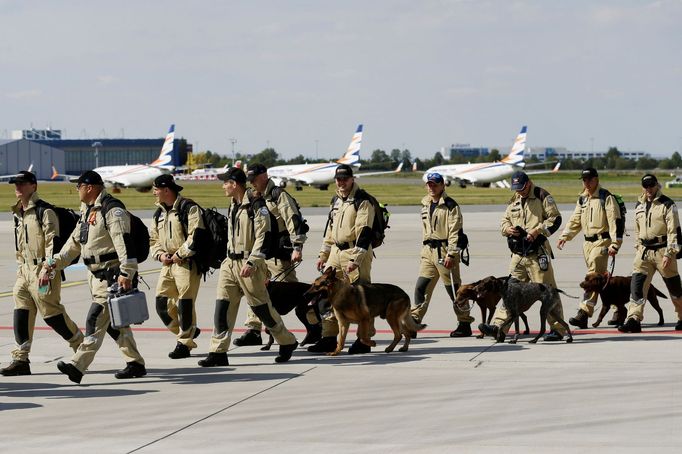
top-left (2, 205), bottom-right (682, 453)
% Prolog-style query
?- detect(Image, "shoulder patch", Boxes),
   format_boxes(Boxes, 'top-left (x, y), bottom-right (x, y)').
top-left (545, 196), bottom-right (555, 206)
top-left (113, 208), bottom-right (125, 218)
top-left (259, 207), bottom-right (269, 216)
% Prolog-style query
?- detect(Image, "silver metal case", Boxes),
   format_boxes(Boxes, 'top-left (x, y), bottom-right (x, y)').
top-left (108, 290), bottom-right (149, 329)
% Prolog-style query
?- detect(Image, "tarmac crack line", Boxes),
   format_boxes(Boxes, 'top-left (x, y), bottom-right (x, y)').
top-left (126, 365), bottom-right (318, 454)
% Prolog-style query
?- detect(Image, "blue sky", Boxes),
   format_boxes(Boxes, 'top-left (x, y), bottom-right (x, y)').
top-left (1, 0), bottom-right (680, 159)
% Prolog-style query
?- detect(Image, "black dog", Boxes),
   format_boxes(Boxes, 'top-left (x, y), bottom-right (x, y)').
top-left (261, 281), bottom-right (321, 350)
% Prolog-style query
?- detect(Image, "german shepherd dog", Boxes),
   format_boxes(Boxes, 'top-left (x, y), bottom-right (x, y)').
top-left (455, 278), bottom-right (530, 338)
top-left (580, 273), bottom-right (666, 328)
top-left (261, 281), bottom-right (321, 351)
top-left (305, 267), bottom-right (426, 355)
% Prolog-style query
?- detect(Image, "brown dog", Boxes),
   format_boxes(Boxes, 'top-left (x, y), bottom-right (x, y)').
top-left (456, 278), bottom-right (530, 338)
top-left (305, 268), bottom-right (425, 355)
top-left (580, 272), bottom-right (666, 327)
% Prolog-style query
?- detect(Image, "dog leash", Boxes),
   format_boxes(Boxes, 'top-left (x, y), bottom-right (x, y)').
top-left (602, 255), bottom-right (616, 290)
top-left (269, 261), bottom-right (301, 283)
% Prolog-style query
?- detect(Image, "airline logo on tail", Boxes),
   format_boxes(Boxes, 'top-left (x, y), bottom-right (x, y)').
top-left (501, 126), bottom-right (527, 165)
top-left (151, 124), bottom-right (176, 166)
top-left (336, 124), bottom-right (363, 166)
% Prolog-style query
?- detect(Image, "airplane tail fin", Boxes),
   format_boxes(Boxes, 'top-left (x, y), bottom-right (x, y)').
top-left (335, 124), bottom-right (363, 166)
top-left (51, 165), bottom-right (59, 180)
top-left (501, 126), bottom-right (527, 165)
top-left (151, 124), bottom-right (175, 166)
top-left (552, 161), bottom-right (561, 172)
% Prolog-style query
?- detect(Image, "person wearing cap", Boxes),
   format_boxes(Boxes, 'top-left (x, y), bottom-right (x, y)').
top-left (479, 171), bottom-right (566, 341)
top-left (556, 167), bottom-right (623, 328)
top-left (411, 172), bottom-right (473, 337)
top-left (620, 174), bottom-right (682, 333)
top-left (2, 171), bottom-right (83, 376)
top-left (232, 163), bottom-right (316, 347)
top-left (310, 163), bottom-right (376, 354)
top-left (149, 174), bottom-right (204, 359)
top-left (199, 167), bottom-right (298, 366)
top-left (44, 170), bottom-right (146, 383)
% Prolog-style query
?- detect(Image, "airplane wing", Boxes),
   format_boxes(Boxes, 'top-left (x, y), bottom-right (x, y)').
top-left (50, 165), bottom-right (80, 181)
top-left (525, 161), bottom-right (561, 175)
top-left (355, 162), bottom-right (404, 178)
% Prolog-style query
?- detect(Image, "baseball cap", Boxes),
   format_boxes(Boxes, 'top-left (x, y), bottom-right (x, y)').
top-left (641, 174), bottom-right (658, 188)
top-left (218, 167), bottom-right (247, 184)
top-left (510, 171), bottom-right (529, 190)
top-left (246, 163), bottom-right (268, 182)
top-left (580, 167), bottom-right (599, 179)
top-left (71, 170), bottom-right (104, 185)
top-left (426, 172), bottom-right (444, 184)
top-left (153, 174), bottom-right (183, 192)
top-left (335, 164), bottom-right (354, 179)
top-left (8, 170), bottom-right (37, 185)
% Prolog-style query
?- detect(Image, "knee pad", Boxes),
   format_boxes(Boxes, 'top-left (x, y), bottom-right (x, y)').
top-left (630, 273), bottom-right (648, 300)
top-left (663, 275), bottom-right (682, 299)
top-left (13, 309), bottom-right (30, 345)
top-left (44, 313), bottom-right (76, 341)
top-left (155, 296), bottom-right (172, 326)
top-left (251, 304), bottom-right (278, 329)
top-left (178, 298), bottom-right (194, 331)
top-left (85, 303), bottom-right (104, 336)
top-left (414, 277), bottom-right (431, 306)
top-left (107, 324), bottom-right (121, 341)
top-left (214, 299), bottom-right (230, 334)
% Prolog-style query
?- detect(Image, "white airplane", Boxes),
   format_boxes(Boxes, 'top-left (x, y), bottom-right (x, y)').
top-left (423, 126), bottom-right (560, 188)
top-left (0, 163), bottom-right (34, 181)
top-left (268, 124), bottom-right (403, 191)
top-left (83, 124), bottom-right (176, 192)
top-left (175, 161), bottom-right (243, 181)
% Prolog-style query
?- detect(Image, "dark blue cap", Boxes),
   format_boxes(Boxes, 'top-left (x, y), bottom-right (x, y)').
top-left (510, 171), bottom-right (529, 190)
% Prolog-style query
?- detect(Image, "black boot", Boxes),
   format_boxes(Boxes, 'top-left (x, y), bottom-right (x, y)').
top-left (115, 361), bottom-right (147, 379)
top-left (300, 325), bottom-right (322, 346)
top-left (198, 352), bottom-right (229, 367)
top-left (675, 320), bottom-right (682, 331)
top-left (307, 336), bottom-right (337, 353)
top-left (1, 360), bottom-right (31, 376)
top-left (543, 330), bottom-right (564, 342)
top-left (569, 309), bottom-right (589, 329)
top-left (450, 322), bottom-right (472, 338)
top-left (168, 342), bottom-right (191, 359)
top-left (57, 361), bottom-right (82, 384)
top-left (193, 327), bottom-right (201, 339)
top-left (607, 307), bottom-right (620, 326)
top-left (275, 341), bottom-right (298, 363)
top-left (348, 339), bottom-right (371, 355)
top-left (618, 318), bottom-right (642, 333)
top-left (233, 329), bottom-right (262, 346)
top-left (478, 323), bottom-right (499, 338)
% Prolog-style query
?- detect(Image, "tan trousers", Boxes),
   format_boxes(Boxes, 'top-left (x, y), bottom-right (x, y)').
top-left (321, 246), bottom-right (373, 337)
top-left (209, 258), bottom-right (297, 353)
top-left (411, 245), bottom-right (473, 323)
top-left (627, 247), bottom-right (682, 321)
top-left (155, 261), bottom-right (202, 348)
top-left (490, 252), bottom-right (566, 335)
top-left (70, 273), bottom-right (145, 374)
top-left (243, 258), bottom-right (298, 331)
top-left (12, 265), bottom-right (83, 361)
top-left (579, 239), bottom-right (611, 316)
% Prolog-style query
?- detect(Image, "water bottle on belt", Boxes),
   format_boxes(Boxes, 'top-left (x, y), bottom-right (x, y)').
top-left (38, 258), bottom-right (56, 294)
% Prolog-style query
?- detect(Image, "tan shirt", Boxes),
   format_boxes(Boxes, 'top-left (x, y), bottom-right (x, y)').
top-left (251, 179), bottom-right (307, 247)
top-left (227, 194), bottom-right (271, 265)
top-left (12, 191), bottom-right (59, 268)
top-left (560, 185), bottom-right (622, 249)
top-left (150, 195), bottom-right (204, 260)
top-left (420, 191), bottom-right (463, 257)
top-left (633, 189), bottom-right (680, 258)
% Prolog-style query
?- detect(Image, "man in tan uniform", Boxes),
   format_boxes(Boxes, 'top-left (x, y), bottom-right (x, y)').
top-left (310, 164), bottom-right (376, 354)
top-left (557, 167), bottom-right (622, 328)
top-left (199, 167), bottom-right (298, 367)
top-left (233, 163), bottom-right (315, 347)
top-left (412, 172), bottom-right (473, 337)
top-left (2, 171), bottom-right (83, 376)
top-left (479, 171), bottom-right (566, 341)
top-left (45, 171), bottom-right (146, 384)
top-left (619, 174), bottom-right (682, 333)
top-left (150, 174), bottom-right (204, 359)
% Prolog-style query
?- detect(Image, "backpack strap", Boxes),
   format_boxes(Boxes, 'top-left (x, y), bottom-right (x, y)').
top-left (269, 186), bottom-right (283, 204)
top-left (99, 194), bottom-right (126, 231)
top-left (659, 194), bottom-right (675, 209)
top-left (534, 186), bottom-right (549, 201)
top-left (443, 196), bottom-right (458, 210)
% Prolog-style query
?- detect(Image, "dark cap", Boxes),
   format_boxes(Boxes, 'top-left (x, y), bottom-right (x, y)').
top-left (71, 170), bottom-right (104, 186)
top-left (426, 172), bottom-right (444, 184)
top-left (8, 170), bottom-right (37, 185)
top-left (641, 174), bottom-right (658, 188)
top-left (510, 171), bottom-right (529, 190)
top-left (218, 167), bottom-right (247, 185)
top-left (580, 167), bottom-right (599, 179)
top-left (246, 163), bottom-right (267, 182)
top-left (153, 174), bottom-right (183, 192)
top-left (335, 164), bottom-right (354, 179)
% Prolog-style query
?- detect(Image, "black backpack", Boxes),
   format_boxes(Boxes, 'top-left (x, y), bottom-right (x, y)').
top-left (657, 195), bottom-right (682, 259)
top-left (264, 187), bottom-right (309, 258)
top-left (330, 189), bottom-right (389, 249)
top-left (580, 188), bottom-right (627, 239)
top-left (154, 199), bottom-right (228, 273)
top-left (100, 194), bottom-right (150, 263)
top-left (246, 193), bottom-right (280, 260)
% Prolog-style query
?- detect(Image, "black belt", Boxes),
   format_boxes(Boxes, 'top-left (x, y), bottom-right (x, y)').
top-left (228, 252), bottom-right (245, 260)
top-left (641, 236), bottom-right (667, 248)
top-left (423, 239), bottom-right (448, 248)
top-left (642, 243), bottom-right (666, 251)
top-left (335, 242), bottom-right (354, 251)
top-left (584, 232), bottom-right (611, 242)
top-left (83, 252), bottom-right (118, 265)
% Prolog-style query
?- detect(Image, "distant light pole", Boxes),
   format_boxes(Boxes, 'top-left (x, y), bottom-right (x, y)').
top-left (590, 137), bottom-right (594, 155)
top-left (229, 138), bottom-right (237, 165)
top-left (91, 141), bottom-right (103, 168)
top-left (315, 139), bottom-right (319, 160)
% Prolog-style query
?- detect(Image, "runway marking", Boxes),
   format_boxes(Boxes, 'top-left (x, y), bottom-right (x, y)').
top-left (126, 365), bottom-right (318, 454)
